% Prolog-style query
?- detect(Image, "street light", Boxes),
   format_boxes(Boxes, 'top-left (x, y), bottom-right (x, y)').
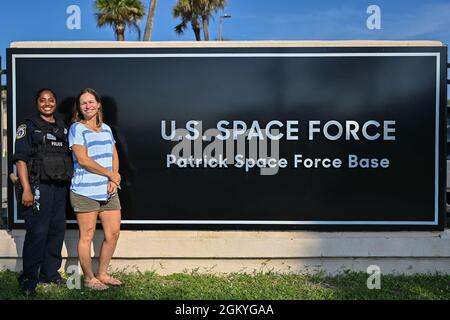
top-left (219, 14), bottom-right (232, 41)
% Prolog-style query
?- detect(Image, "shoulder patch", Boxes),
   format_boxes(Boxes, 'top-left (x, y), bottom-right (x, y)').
top-left (16, 124), bottom-right (27, 139)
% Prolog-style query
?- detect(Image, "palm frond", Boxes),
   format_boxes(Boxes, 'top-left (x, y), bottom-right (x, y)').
top-left (127, 21), bottom-right (142, 40)
top-left (174, 19), bottom-right (189, 35)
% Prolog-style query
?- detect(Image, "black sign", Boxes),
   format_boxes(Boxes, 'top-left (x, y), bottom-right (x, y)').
top-left (7, 45), bottom-right (448, 230)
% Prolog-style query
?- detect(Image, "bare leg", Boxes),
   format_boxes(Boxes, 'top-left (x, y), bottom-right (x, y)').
top-left (97, 210), bottom-right (121, 278)
top-left (76, 212), bottom-right (98, 281)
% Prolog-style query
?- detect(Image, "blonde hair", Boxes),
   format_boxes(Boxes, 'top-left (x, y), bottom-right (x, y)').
top-left (72, 88), bottom-right (104, 127)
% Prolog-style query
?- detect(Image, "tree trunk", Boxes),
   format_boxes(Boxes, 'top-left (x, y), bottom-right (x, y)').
top-left (191, 20), bottom-right (201, 41)
top-left (116, 23), bottom-right (125, 41)
top-left (193, 27), bottom-right (201, 41)
top-left (202, 16), bottom-right (209, 41)
top-left (143, 0), bottom-right (158, 41)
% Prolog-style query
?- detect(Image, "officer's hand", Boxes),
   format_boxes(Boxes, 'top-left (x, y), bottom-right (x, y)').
top-left (22, 189), bottom-right (34, 207)
top-left (109, 172), bottom-right (121, 186)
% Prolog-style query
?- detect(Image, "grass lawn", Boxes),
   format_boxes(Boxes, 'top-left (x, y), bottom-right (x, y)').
top-left (0, 270), bottom-right (449, 300)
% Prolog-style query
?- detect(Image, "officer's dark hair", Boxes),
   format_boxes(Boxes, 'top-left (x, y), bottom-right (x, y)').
top-left (35, 88), bottom-right (57, 103)
top-left (72, 88), bottom-right (104, 128)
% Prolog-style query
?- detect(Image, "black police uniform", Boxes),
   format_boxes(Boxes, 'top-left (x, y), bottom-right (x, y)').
top-left (13, 115), bottom-right (73, 292)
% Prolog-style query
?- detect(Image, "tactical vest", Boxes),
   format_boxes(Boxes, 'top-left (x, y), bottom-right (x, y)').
top-left (28, 116), bottom-right (73, 183)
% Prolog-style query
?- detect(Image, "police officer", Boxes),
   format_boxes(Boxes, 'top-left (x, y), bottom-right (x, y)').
top-left (13, 88), bottom-right (73, 296)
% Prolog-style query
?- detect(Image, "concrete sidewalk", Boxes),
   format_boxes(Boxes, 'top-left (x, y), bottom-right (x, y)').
top-left (1, 229), bottom-right (449, 275)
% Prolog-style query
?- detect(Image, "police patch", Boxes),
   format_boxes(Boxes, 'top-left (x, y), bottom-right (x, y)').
top-left (16, 124), bottom-right (27, 139)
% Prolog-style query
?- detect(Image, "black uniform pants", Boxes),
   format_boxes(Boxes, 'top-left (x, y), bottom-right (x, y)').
top-left (20, 183), bottom-right (67, 289)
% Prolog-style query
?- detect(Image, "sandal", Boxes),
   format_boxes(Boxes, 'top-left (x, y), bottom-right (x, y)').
top-left (84, 278), bottom-right (109, 291)
top-left (96, 274), bottom-right (123, 286)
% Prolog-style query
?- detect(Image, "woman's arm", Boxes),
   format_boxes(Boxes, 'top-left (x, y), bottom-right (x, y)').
top-left (112, 144), bottom-right (119, 175)
top-left (108, 144), bottom-right (120, 193)
top-left (16, 160), bottom-right (33, 207)
top-left (72, 144), bottom-right (121, 185)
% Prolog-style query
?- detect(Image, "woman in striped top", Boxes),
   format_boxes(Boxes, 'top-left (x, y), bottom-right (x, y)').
top-left (69, 88), bottom-right (122, 290)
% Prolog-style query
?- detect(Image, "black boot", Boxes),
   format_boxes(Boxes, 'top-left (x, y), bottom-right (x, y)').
top-left (18, 274), bottom-right (37, 297)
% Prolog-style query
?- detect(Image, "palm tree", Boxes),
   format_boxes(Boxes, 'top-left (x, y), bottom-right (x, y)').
top-left (95, 0), bottom-right (146, 41)
top-left (143, 0), bottom-right (158, 41)
top-left (198, 0), bottom-right (226, 41)
top-left (172, 0), bottom-right (202, 41)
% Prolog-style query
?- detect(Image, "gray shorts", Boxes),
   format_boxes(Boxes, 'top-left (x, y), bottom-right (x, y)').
top-left (70, 190), bottom-right (121, 213)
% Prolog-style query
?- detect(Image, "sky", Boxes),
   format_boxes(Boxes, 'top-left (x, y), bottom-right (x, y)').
top-left (1, 0), bottom-right (450, 79)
